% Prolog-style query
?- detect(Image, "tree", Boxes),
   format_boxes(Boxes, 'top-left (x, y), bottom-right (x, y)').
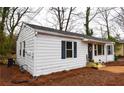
top-left (0, 7), bottom-right (44, 57)
top-left (98, 8), bottom-right (115, 39)
top-left (5, 7), bottom-right (29, 38)
top-left (114, 8), bottom-right (124, 31)
top-left (84, 7), bottom-right (99, 36)
top-left (48, 7), bottom-right (76, 31)
top-left (0, 7), bottom-right (9, 42)
top-left (0, 7), bottom-right (29, 56)
top-left (65, 7), bottom-right (74, 31)
top-left (0, 7), bottom-right (10, 56)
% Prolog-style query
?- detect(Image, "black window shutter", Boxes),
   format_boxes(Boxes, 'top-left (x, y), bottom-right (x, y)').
top-left (23, 41), bottom-right (25, 57)
top-left (61, 41), bottom-right (66, 59)
top-left (20, 42), bottom-right (22, 56)
top-left (74, 42), bottom-right (77, 58)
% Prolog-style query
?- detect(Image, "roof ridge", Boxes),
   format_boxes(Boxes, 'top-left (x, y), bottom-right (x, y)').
top-left (25, 22), bottom-right (112, 43)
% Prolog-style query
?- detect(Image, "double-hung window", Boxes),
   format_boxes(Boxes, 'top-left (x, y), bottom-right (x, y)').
top-left (94, 44), bottom-right (97, 56)
top-left (94, 44), bottom-right (104, 56)
top-left (107, 45), bottom-right (113, 55)
top-left (66, 42), bottom-right (72, 58)
top-left (61, 41), bottom-right (77, 59)
top-left (98, 45), bottom-right (102, 55)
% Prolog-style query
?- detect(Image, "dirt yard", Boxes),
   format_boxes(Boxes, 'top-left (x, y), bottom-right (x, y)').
top-left (1, 61), bottom-right (124, 86)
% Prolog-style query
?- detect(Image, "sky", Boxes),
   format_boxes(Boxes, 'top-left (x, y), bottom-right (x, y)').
top-left (23, 7), bottom-right (124, 39)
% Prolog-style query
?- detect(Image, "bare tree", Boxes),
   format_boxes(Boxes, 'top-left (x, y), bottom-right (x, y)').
top-left (48, 7), bottom-right (76, 31)
top-left (114, 8), bottom-right (124, 30)
top-left (5, 7), bottom-right (29, 38)
top-left (97, 8), bottom-right (115, 39)
top-left (26, 7), bottom-right (43, 25)
top-left (84, 7), bottom-right (99, 36)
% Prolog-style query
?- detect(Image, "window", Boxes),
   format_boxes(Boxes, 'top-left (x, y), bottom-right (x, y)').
top-left (20, 42), bottom-right (22, 56)
top-left (23, 41), bottom-right (26, 57)
top-left (107, 45), bottom-right (113, 55)
top-left (94, 44), bottom-right (97, 56)
top-left (61, 41), bottom-right (77, 59)
top-left (102, 45), bottom-right (104, 55)
top-left (66, 42), bottom-right (72, 58)
top-left (94, 44), bottom-right (104, 56)
top-left (98, 45), bottom-right (102, 55)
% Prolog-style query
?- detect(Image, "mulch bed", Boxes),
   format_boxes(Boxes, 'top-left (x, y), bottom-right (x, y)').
top-left (0, 61), bottom-right (124, 86)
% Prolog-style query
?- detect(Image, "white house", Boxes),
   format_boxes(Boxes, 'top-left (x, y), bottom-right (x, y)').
top-left (16, 23), bottom-right (115, 76)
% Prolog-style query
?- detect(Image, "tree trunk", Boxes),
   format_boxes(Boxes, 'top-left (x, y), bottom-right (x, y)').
top-left (85, 7), bottom-right (90, 36)
top-left (57, 7), bottom-right (63, 30)
top-left (0, 7), bottom-right (9, 42)
top-left (106, 20), bottom-right (110, 39)
top-left (65, 7), bottom-right (73, 32)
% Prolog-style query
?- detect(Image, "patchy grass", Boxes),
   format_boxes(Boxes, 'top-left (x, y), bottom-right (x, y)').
top-left (1, 61), bottom-right (124, 86)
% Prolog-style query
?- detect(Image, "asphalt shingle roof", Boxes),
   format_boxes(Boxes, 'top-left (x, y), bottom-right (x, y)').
top-left (25, 23), bottom-right (112, 43)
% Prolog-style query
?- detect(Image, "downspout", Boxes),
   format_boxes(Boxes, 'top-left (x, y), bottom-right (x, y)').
top-left (113, 43), bottom-right (115, 60)
top-left (123, 44), bottom-right (124, 56)
top-left (92, 44), bottom-right (94, 61)
top-left (105, 44), bottom-right (107, 63)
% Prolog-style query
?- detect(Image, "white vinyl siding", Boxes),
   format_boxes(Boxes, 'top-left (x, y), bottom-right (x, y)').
top-left (34, 33), bottom-right (88, 76)
top-left (16, 25), bottom-right (35, 75)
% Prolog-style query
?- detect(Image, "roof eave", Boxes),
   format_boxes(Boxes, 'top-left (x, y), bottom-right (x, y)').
top-left (36, 30), bottom-right (84, 40)
top-left (83, 38), bottom-right (114, 44)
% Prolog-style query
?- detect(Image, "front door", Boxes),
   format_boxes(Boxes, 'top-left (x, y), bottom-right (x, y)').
top-left (88, 44), bottom-right (93, 61)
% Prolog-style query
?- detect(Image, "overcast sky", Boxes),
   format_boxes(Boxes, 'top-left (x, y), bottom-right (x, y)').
top-left (23, 7), bottom-right (124, 39)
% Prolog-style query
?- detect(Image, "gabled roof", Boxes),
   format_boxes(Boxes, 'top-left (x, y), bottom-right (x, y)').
top-left (25, 23), bottom-right (83, 37)
top-left (24, 23), bottom-right (113, 43)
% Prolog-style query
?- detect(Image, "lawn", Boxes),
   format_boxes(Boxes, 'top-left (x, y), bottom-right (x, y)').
top-left (1, 61), bottom-right (124, 86)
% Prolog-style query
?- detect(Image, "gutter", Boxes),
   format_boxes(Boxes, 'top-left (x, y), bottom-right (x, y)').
top-left (83, 38), bottom-right (114, 44)
top-left (36, 30), bottom-right (84, 40)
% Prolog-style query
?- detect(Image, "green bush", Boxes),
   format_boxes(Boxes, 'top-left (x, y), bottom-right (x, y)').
top-left (0, 35), bottom-right (16, 57)
top-left (114, 55), bottom-right (118, 61)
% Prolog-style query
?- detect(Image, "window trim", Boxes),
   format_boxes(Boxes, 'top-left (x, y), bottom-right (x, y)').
top-left (66, 41), bottom-right (73, 58)
top-left (61, 41), bottom-right (77, 59)
top-left (94, 44), bottom-right (104, 56)
top-left (107, 45), bottom-right (113, 55)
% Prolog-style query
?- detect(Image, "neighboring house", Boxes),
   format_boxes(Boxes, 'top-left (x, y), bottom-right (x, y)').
top-left (16, 23), bottom-right (115, 76)
top-left (115, 40), bottom-right (124, 57)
